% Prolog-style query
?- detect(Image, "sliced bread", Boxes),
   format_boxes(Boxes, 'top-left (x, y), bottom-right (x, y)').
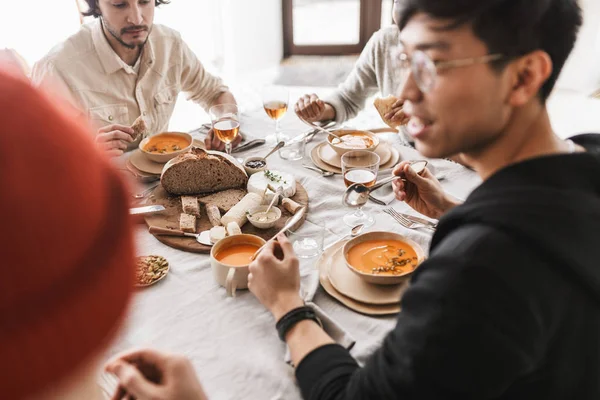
top-left (161, 148), bottom-right (248, 195)
top-left (131, 115), bottom-right (148, 140)
top-left (179, 213), bottom-right (197, 233)
top-left (181, 196), bottom-right (200, 216)
top-left (374, 96), bottom-right (409, 129)
top-left (198, 189), bottom-right (247, 213)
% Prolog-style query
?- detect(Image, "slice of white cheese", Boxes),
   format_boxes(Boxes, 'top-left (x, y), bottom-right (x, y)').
top-left (226, 221), bottom-right (242, 236)
top-left (209, 226), bottom-right (227, 243)
top-left (220, 193), bottom-right (263, 227)
top-left (247, 170), bottom-right (296, 205)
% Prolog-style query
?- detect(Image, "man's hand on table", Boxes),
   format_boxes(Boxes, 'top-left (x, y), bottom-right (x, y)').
top-left (392, 161), bottom-right (461, 220)
top-left (248, 234), bottom-right (304, 321)
top-left (106, 348), bottom-right (208, 400)
top-left (204, 128), bottom-right (243, 152)
top-left (96, 124), bottom-right (135, 157)
top-left (294, 93), bottom-right (336, 123)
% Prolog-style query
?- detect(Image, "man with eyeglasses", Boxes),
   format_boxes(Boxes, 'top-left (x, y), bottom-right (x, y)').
top-left (247, 0), bottom-right (600, 399)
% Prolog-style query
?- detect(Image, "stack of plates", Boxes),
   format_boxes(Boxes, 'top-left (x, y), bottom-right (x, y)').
top-left (317, 240), bottom-right (408, 316)
top-left (310, 136), bottom-right (401, 175)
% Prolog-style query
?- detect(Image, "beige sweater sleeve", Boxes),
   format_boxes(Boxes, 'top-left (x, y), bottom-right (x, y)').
top-left (322, 31), bottom-right (382, 124)
top-left (179, 40), bottom-right (230, 111)
top-left (322, 26), bottom-right (400, 125)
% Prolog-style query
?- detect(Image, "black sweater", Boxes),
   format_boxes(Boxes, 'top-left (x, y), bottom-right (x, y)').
top-left (296, 134), bottom-right (600, 400)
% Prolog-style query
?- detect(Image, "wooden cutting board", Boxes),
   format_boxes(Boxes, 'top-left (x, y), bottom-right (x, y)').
top-left (144, 182), bottom-right (309, 253)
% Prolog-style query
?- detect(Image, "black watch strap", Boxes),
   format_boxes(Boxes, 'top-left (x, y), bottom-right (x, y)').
top-left (276, 306), bottom-right (322, 342)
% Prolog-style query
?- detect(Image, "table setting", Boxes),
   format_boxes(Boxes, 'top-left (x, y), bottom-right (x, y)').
top-left (106, 86), bottom-right (481, 399)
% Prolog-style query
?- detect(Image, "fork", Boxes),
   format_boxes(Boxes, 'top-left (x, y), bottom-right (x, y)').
top-left (132, 182), bottom-right (160, 199)
top-left (383, 208), bottom-right (437, 232)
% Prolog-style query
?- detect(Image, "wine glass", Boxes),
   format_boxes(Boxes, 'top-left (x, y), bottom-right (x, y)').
top-left (262, 86), bottom-right (289, 145)
top-left (341, 150), bottom-right (380, 228)
top-left (210, 104), bottom-right (240, 155)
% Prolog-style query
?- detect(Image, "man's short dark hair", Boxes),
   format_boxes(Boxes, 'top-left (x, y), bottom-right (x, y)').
top-left (82, 0), bottom-right (170, 18)
top-left (396, 0), bottom-right (582, 101)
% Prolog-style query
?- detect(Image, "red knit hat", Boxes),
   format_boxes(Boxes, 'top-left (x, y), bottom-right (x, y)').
top-left (0, 69), bottom-right (135, 399)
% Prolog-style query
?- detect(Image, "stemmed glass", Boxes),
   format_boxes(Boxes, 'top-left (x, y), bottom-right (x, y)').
top-left (210, 104), bottom-right (240, 155)
top-left (341, 150), bottom-right (380, 228)
top-left (262, 86), bottom-right (289, 145)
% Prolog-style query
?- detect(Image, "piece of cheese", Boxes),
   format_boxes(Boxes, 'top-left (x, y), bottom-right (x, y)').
top-left (247, 170), bottom-right (296, 205)
top-left (209, 226), bottom-right (227, 243)
top-left (226, 221), bottom-right (242, 236)
top-left (282, 198), bottom-right (303, 215)
top-left (220, 193), bottom-right (263, 227)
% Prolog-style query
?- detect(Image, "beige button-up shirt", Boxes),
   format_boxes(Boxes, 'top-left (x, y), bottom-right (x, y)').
top-left (32, 20), bottom-right (228, 148)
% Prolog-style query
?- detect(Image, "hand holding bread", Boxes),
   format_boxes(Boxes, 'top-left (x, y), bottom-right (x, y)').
top-left (374, 95), bottom-right (409, 129)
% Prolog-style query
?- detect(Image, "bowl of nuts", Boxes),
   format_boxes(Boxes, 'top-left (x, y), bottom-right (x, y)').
top-left (135, 255), bottom-right (170, 287)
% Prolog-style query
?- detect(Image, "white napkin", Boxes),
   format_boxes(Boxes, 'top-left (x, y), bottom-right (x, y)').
top-left (284, 237), bottom-right (356, 365)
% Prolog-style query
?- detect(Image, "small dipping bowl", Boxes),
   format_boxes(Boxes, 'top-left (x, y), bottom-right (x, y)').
top-left (243, 157), bottom-right (268, 175)
top-left (247, 205), bottom-right (282, 229)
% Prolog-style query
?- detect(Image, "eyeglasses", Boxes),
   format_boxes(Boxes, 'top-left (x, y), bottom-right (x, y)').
top-left (397, 50), bottom-right (504, 93)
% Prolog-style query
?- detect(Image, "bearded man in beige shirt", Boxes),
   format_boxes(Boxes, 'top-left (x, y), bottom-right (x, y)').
top-left (32, 0), bottom-right (240, 156)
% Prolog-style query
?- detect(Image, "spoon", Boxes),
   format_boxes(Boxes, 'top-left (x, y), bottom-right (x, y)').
top-left (303, 165), bottom-right (334, 177)
top-left (323, 223), bottom-right (365, 251)
top-left (258, 186), bottom-right (284, 218)
top-left (148, 226), bottom-right (213, 246)
top-left (343, 160), bottom-right (428, 207)
top-left (243, 141), bottom-right (285, 167)
top-left (263, 141), bottom-right (285, 159)
top-left (250, 206), bottom-right (307, 261)
top-left (298, 117), bottom-right (343, 143)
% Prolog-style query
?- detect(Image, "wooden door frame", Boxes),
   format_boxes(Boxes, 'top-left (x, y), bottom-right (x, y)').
top-left (282, 0), bottom-right (383, 56)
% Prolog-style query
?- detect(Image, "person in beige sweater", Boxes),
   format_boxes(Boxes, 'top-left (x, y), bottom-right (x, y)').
top-left (295, 2), bottom-right (406, 128)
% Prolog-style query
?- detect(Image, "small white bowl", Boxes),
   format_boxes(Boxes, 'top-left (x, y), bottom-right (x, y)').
top-left (243, 156), bottom-right (268, 175)
top-left (247, 205), bottom-right (282, 229)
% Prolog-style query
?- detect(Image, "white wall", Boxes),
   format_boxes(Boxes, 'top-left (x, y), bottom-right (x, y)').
top-left (219, 0), bottom-right (283, 82)
top-left (555, 0), bottom-right (600, 94)
top-left (0, 0), bottom-right (81, 67)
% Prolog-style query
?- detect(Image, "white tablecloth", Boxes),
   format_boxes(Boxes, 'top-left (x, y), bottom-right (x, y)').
top-left (103, 88), bottom-right (482, 399)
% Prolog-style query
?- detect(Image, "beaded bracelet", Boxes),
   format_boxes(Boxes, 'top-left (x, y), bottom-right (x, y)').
top-left (275, 306), bottom-right (322, 342)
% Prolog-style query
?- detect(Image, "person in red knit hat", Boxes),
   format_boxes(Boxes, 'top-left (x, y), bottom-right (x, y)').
top-left (0, 68), bottom-right (208, 399)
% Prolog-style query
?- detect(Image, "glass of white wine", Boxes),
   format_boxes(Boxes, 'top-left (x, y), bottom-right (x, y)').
top-left (341, 150), bottom-right (380, 228)
top-left (262, 86), bottom-right (289, 145)
top-left (210, 104), bottom-right (240, 155)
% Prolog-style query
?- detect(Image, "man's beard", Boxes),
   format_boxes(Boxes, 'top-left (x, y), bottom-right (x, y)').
top-left (102, 18), bottom-right (151, 50)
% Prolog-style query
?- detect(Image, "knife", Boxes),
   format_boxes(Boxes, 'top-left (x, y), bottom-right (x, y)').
top-left (129, 205), bottom-right (166, 216)
top-left (231, 138), bottom-right (266, 153)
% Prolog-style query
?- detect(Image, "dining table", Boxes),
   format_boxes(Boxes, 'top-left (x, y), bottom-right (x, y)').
top-left (101, 85), bottom-right (598, 399)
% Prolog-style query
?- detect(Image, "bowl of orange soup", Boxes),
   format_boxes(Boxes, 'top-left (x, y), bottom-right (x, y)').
top-left (210, 234), bottom-right (266, 297)
top-left (327, 129), bottom-right (380, 157)
top-left (343, 231), bottom-right (426, 285)
top-left (139, 131), bottom-right (193, 163)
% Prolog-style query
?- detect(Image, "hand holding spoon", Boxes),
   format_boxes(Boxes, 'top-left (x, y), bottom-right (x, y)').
top-left (250, 206), bottom-right (306, 261)
top-left (343, 160), bottom-right (428, 207)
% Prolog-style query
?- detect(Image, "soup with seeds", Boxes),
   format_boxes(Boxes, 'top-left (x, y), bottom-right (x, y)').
top-left (144, 134), bottom-right (190, 154)
top-left (347, 239), bottom-right (418, 275)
